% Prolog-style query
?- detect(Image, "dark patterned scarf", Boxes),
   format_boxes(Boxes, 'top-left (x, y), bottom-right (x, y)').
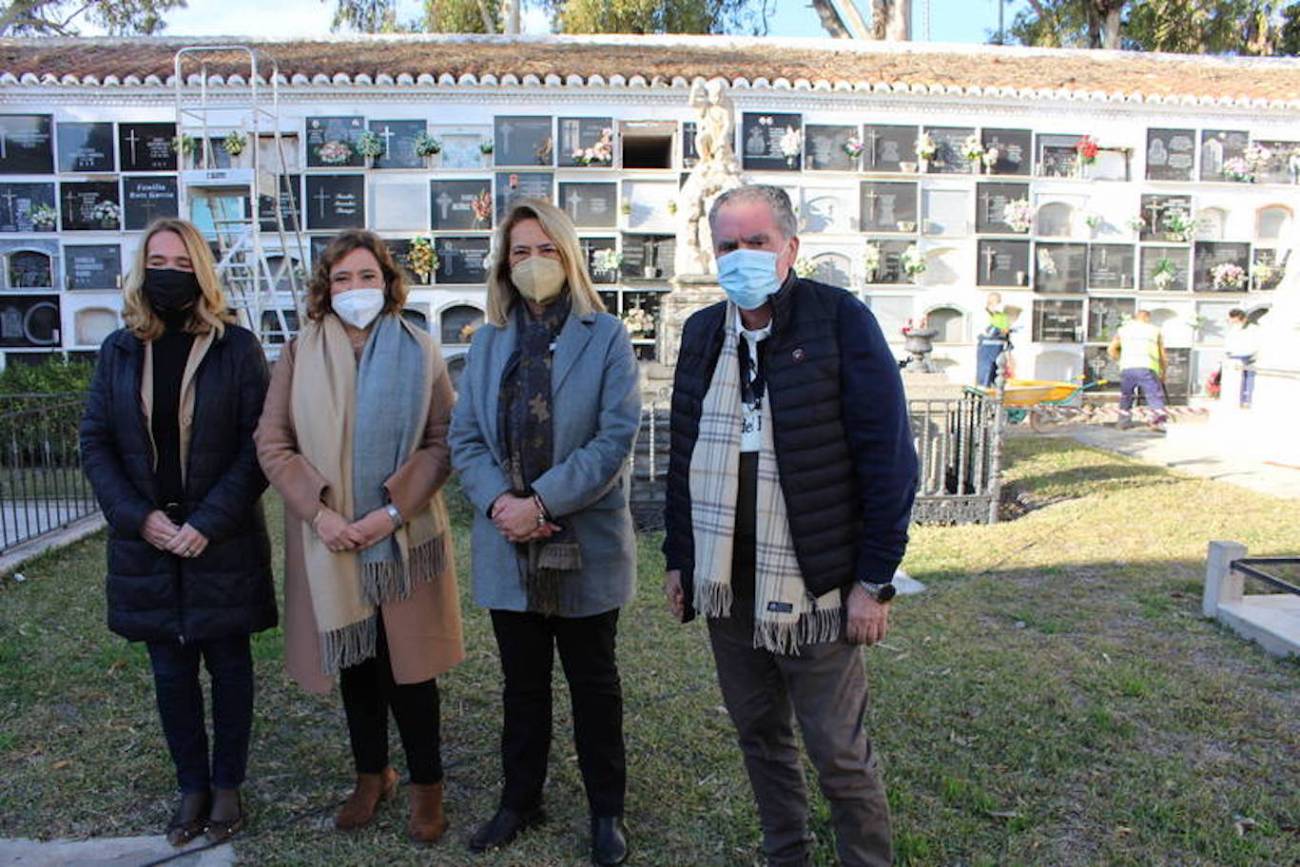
top-left (498, 293), bottom-right (582, 614)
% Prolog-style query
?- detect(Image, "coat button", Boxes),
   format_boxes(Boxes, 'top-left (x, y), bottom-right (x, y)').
top-left (792, 347), bottom-right (806, 362)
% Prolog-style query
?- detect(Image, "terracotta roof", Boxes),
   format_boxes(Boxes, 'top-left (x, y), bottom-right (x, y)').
top-left (2, 35), bottom-right (1300, 108)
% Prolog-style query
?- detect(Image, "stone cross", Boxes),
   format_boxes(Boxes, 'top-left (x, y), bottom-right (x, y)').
top-left (863, 127), bottom-right (879, 167)
top-left (436, 192), bottom-right (454, 221)
top-left (983, 244), bottom-right (999, 281)
top-left (862, 188), bottom-right (878, 225)
top-left (64, 188), bottom-right (80, 219)
top-left (314, 187), bottom-right (331, 220)
top-left (379, 125), bottom-right (395, 159)
top-left (565, 188), bottom-right (583, 219)
top-left (123, 129), bottom-right (140, 165)
top-left (0, 188), bottom-right (16, 223)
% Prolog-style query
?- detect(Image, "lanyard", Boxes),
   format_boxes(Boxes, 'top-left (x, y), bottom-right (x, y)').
top-left (738, 335), bottom-right (766, 408)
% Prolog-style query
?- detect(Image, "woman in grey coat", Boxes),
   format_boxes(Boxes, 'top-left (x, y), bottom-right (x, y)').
top-left (449, 198), bottom-right (640, 866)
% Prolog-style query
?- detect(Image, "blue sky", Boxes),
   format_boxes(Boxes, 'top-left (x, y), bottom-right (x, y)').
top-left (84, 0), bottom-right (1031, 43)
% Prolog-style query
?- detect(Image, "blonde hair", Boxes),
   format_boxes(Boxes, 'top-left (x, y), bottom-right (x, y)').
top-left (305, 229), bottom-right (409, 322)
top-left (486, 198), bottom-right (605, 327)
top-left (122, 218), bottom-right (233, 342)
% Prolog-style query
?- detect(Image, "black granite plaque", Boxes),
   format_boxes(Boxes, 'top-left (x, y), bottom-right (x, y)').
top-left (430, 179), bottom-right (493, 231)
top-left (860, 182), bottom-right (918, 232)
top-left (977, 239), bottom-right (1030, 287)
top-left (0, 115), bottom-right (53, 175)
top-left (306, 116), bottom-right (365, 168)
top-left (64, 244), bottom-right (122, 290)
top-left (582, 237), bottom-right (619, 284)
top-left (558, 117), bottom-right (614, 167)
top-left (494, 172), bottom-right (552, 220)
top-left (1086, 296), bottom-right (1136, 341)
top-left (682, 121), bottom-right (699, 169)
top-left (123, 176), bottom-right (178, 230)
top-left (1083, 345), bottom-right (1121, 389)
top-left (868, 240), bottom-right (916, 285)
top-left (5, 250), bottom-right (53, 289)
top-left (0, 183), bottom-right (56, 232)
top-left (309, 235), bottom-right (332, 266)
top-left (862, 125), bottom-right (917, 173)
top-left (1087, 244), bottom-right (1136, 290)
top-left (304, 175), bottom-right (365, 230)
top-left (1139, 246), bottom-right (1190, 291)
top-left (56, 122), bottom-right (115, 173)
top-left (1034, 242), bottom-right (1088, 292)
top-left (741, 113), bottom-right (801, 172)
top-left (1032, 298), bottom-right (1083, 343)
top-left (1138, 194), bottom-right (1193, 241)
top-left (1250, 140), bottom-right (1300, 184)
top-left (1252, 247), bottom-right (1286, 290)
top-left (60, 181), bottom-right (121, 231)
top-left (1193, 241), bottom-right (1251, 292)
top-left (558, 182), bottom-right (617, 228)
top-left (620, 234), bottom-right (676, 281)
top-left (975, 182), bottom-right (1030, 234)
top-left (494, 116), bottom-right (554, 167)
top-left (118, 123), bottom-right (176, 172)
top-left (1164, 347), bottom-right (1192, 401)
top-left (924, 127), bottom-right (976, 175)
top-left (1146, 128), bottom-right (1196, 181)
top-left (383, 238), bottom-right (425, 286)
top-left (804, 125), bottom-right (857, 172)
top-left (434, 236), bottom-right (491, 284)
top-left (1199, 129), bottom-right (1249, 182)
top-left (259, 175), bottom-right (302, 232)
top-left (367, 120), bottom-right (427, 170)
top-left (0, 295), bottom-right (61, 346)
top-left (981, 128), bottom-right (1032, 176)
top-left (1036, 134), bottom-right (1081, 179)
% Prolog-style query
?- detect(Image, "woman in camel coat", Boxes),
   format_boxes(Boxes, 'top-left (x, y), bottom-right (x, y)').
top-left (254, 229), bottom-right (463, 845)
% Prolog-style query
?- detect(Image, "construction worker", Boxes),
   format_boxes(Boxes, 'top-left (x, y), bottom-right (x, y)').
top-left (1108, 309), bottom-right (1168, 433)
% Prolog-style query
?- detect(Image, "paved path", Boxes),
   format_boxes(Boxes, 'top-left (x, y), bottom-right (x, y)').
top-left (0, 835), bottom-right (233, 866)
top-left (1065, 421), bottom-right (1300, 500)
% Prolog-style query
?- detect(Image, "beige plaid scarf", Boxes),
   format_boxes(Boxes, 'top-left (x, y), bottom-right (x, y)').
top-left (688, 304), bottom-right (841, 654)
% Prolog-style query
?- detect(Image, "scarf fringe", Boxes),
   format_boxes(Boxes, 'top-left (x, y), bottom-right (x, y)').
top-left (752, 605), bottom-right (843, 656)
top-left (361, 535), bottom-right (446, 606)
top-left (318, 614), bottom-right (378, 676)
top-left (693, 579), bottom-right (734, 620)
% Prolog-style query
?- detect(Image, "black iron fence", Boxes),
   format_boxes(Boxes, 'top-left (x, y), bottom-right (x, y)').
top-left (0, 392), bottom-right (97, 555)
top-left (1231, 558), bottom-right (1300, 596)
top-left (909, 388), bottom-right (1004, 525)
top-left (628, 386), bottom-right (1004, 531)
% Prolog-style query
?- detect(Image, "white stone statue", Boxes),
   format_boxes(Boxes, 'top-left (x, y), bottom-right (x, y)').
top-left (674, 79), bottom-right (745, 277)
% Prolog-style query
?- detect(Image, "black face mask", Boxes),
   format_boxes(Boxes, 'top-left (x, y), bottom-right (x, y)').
top-left (143, 268), bottom-right (201, 314)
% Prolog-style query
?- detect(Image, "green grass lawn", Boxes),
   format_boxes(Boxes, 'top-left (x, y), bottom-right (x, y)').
top-left (1, 437), bottom-right (1298, 866)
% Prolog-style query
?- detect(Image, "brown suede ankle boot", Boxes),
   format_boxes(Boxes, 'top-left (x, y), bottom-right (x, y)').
top-left (334, 767), bottom-right (399, 831)
top-left (407, 782), bottom-right (448, 844)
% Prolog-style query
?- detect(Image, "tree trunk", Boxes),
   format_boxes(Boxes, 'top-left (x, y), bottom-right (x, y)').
top-left (871, 0), bottom-right (910, 41)
top-left (1102, 7), bottom-right (1122, 48)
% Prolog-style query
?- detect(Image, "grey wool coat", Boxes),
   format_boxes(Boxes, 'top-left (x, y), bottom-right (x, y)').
top-left (449, 304), bottom-right (642, 617)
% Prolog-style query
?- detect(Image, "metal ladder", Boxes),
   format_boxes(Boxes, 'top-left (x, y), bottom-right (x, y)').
top-left (172, 46), bottom-right (308, 352)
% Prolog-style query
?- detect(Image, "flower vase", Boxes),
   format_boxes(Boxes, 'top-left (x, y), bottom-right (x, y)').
top-left (918, 158), bottom-right (930, 174)
top-left (970, 161), bottom-right (981, 175)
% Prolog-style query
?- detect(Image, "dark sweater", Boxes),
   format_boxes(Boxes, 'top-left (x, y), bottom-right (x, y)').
top-left (151, 318), bottom-right (195, 511)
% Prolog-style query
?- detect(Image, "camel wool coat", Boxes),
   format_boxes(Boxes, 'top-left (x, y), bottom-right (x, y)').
top-left (254, 325), bottom-right (464, 693)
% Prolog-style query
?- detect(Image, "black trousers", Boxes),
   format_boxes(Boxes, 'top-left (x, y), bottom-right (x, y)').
top-left (146, 635), bottom-right (254, 794)
top-left (339, 616), bottom-right (443, 784)
top-left (490, 608), bottom-right (625, 817)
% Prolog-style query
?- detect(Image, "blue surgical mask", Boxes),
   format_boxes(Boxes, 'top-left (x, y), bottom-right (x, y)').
top-left (717, 248), bottom-right (782, 311)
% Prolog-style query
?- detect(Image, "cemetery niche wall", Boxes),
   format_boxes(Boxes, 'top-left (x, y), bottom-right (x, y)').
top-left (0, 37), bottom-right (1296, 389)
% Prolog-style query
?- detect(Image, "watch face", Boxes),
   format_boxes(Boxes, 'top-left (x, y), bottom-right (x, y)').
top-left (877, 584), bottom-right (897, 603)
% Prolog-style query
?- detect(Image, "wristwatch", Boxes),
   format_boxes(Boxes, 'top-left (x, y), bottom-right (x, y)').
top-left (858, 580), bottom-right (897, 603)
top-left (384, 503), bottom-right (403, 529)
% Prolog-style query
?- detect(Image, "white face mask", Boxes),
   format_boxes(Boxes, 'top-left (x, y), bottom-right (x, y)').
top-left (332, 288), bottom-right (385, 330)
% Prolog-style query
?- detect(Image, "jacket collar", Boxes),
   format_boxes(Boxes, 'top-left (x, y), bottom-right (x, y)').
top-left (768, 272), bottom-right (801, 339)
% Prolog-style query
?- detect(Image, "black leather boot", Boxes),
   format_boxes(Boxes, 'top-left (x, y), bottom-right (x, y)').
top-left (591, 815), bottom-right (629, 866)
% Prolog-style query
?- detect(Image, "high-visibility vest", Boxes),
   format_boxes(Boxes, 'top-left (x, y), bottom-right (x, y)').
top-left (1117, 320), bottom-right (1162, 373)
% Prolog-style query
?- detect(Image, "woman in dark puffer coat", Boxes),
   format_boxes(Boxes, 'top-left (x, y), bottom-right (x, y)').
top-left (80, 217), bottom-right (275, 848)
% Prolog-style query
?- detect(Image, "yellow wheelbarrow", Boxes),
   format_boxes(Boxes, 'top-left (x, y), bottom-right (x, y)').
top-left (968, 378), bottom-right (1109, 432)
